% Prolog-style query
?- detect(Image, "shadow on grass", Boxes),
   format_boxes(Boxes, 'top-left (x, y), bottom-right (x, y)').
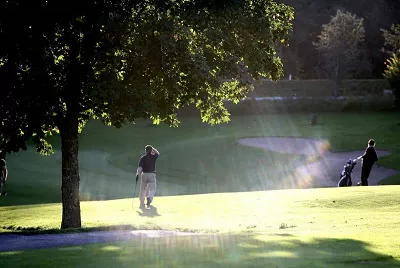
top-left (136, 205), bottom-right (161, 218)
top-left (0, 225), bottom-right (157, 236)
top-left (0, 233), bottom-right (398, 267)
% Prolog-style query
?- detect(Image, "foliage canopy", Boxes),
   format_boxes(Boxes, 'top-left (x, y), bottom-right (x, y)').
top-left (0, 0), bottom-right (294, 228)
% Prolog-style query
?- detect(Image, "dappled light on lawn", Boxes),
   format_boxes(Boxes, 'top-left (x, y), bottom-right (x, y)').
top-left (249, 251), bottom-right (297, 258)
top-left (101, 246), bottom-right (122, 252)
top-left (1, 232), bottom-right (398, 267)
top-left (1, 186), bottom-right (400, 266)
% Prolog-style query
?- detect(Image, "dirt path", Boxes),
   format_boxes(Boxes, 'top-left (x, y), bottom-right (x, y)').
top-left (239, 137), bottom-right (398, 187)
top-left (0, 230), bottom-right (198, 252)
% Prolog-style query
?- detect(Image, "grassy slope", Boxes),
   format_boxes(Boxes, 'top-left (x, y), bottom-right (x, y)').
top-left (1, 112), bottom-right (400, 267)
top-left (1, 112), bottom-right (400, 208)
top-left (1, 186), bottom-right (400, 267)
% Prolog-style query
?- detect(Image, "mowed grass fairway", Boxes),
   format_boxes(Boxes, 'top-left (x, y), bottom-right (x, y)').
top-left (1, 112), bottom-right (400, 207)
top-left (1, 187), bottom-right (400, 267)
top-left (1, 112), bottom-right (400, 267)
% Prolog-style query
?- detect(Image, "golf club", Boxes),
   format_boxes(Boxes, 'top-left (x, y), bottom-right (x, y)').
top-left (132, 175), bottom-right (138, 209)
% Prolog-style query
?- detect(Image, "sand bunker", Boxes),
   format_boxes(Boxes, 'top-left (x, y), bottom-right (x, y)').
top-left (238, 137), bottom-right (397, 187)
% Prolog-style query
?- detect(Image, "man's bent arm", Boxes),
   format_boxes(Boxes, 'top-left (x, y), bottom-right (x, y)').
top-left (355, 149), bottom-right (368, 161)
top-left (152, 148), bottom-right (159, 156)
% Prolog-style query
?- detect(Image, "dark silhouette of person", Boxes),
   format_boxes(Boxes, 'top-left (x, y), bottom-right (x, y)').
top-left (0, 158), bottom-right (8, 196)
top-left (354, 139), bottom-right (379, 186)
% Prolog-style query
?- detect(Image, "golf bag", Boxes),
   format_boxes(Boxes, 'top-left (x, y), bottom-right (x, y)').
top-left (337, 159), bottom-right (356, 187)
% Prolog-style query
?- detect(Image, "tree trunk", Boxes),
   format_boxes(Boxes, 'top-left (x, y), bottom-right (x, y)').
top-left (60, 114), bottom-right (81, 229)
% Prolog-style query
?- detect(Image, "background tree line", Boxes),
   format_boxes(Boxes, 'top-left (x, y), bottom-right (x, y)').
top-left (278, 0), bottom-right (400, 79)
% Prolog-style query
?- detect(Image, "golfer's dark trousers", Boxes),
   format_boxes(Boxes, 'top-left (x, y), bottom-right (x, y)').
top-left (0, 176), bottom-right (5, 194)
top-left (361, 165), bottom-right (372, 186)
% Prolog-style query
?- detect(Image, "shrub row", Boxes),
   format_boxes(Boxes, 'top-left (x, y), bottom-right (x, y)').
top-left (249, 79), bottom-right (391, 97)
top-left (225, 96), bottom-right (395, 115)
top-left (177, 96), bottom-right (395, 116)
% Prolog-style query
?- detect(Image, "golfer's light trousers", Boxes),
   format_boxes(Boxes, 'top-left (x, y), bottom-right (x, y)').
top-left (139, 172), bottom-right (156, 204)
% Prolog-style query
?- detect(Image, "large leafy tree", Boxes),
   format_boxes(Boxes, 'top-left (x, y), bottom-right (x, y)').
top-left (382, 24), bottom-right (400, 108)
top-left (313, 10), bottom-right (367, 97)
top-left (276, 0), bottom-right (397, 78)
top-left (383, 52), bottom-right (400, 108)
top-left (382, 24), bottom-right (400, 56)
top-left (0, 0), bottom-right (293, 229)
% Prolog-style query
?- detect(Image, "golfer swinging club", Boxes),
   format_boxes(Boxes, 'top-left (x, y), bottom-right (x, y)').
top-left (135, 145), bottom-right (159, 208)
